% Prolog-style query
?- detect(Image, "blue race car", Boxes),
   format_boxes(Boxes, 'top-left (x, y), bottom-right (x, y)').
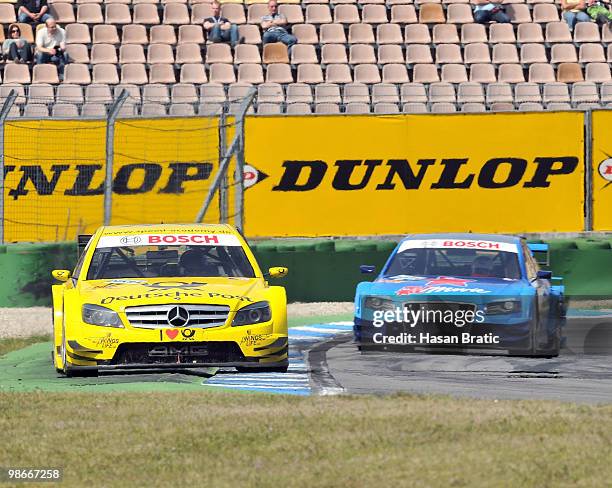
top-left (354, 234), bottom-right (566, 357)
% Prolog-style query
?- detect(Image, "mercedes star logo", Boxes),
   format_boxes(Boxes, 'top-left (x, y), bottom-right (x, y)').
top-left (167, 306), bottom-right (190, 327)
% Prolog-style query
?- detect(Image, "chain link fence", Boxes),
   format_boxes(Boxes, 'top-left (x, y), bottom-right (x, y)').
top-left (0, 87), bottom-right (255, 243)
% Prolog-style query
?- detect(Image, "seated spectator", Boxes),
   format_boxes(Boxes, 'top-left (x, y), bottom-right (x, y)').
top-left (471, 0), bottom-right (511, 23)
top-left (586, 0), bottom-right (612, 26)
top-left (261, 0), bottom-right (296, 49)
top-left (561, 0), bottom-right (592, 31)
top-left (203, 1), bottom-right (243, 48)
top-left (17, 0), bottom-right (52, 25)
top-left (35, 18), bottom-right (67, 72)
top-left (3, 24), bottom-right (31, 63)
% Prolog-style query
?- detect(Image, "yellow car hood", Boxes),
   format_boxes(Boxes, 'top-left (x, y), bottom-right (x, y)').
top-left (78, 277), bottom-right (264, 311)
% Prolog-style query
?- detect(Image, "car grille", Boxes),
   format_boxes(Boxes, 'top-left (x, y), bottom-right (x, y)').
top-left (124, 304), bottom-right (230, 329)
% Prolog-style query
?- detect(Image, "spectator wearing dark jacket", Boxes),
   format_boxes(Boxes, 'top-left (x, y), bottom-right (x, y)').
top-left (18, 0), bottom-right (51, 24)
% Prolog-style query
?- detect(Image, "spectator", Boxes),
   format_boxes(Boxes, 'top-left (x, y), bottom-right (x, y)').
top-left (203, 1), bottom-right (243, 48)
top-left (586, 0), bottom-right (612, 27)
top-left (17, 0), bottom-right (52, 25)
top-left (35, 18), bottom-right (67, 72)
top-left (3, 24), bottom-right (31, 63)
top-left (471, 0), bottom-right (511, 23)
top-left (261, 0), bottom-right (296, 49)
top-left (561, 0), bottom-right (592, 31)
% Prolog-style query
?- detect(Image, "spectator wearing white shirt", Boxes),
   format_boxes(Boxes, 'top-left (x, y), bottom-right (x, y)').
top-left (35, 18), bottom-right (67, 73)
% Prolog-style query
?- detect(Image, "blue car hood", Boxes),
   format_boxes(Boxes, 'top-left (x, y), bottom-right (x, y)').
top-left (364, 276), bottom-right (529, 298)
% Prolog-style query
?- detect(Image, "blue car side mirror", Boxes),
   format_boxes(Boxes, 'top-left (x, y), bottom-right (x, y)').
top-left (360, 265), bottom-right (376, 274)
top-left (536, 270), bottom-right (552, 280)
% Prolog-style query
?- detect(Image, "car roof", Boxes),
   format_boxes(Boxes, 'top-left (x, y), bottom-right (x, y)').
top-left (399, 233), bottom-right (521, 244)
top-left (99, 223), bottom-right (236, 235)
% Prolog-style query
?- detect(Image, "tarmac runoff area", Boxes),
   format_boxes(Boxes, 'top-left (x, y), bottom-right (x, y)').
top-left (2, 304), bottom-right (612, 402)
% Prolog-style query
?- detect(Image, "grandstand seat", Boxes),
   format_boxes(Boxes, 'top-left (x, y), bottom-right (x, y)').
top-left (343, 83), bottom-right (370, 104)
top-left (345, 102), bottom-right (371, 114)
top-left (542, 82), bottom-right (570, 104)
top-left (200, 83), bottom-right (227, 104)
top-left (56, 84), bottom-right (84, 104)
top-left (120, 64), bottom-right (148, 84)
top-left (92, 64), bottom-right (119, 84)
top-left (257, 82), bottom-right (284, 103)
top-left (490, 23), bottom-right (517, 43)
top-left (28, 84), bottom-right (53, 105)
top-left (457, 82), bottom-right (485, 103)
top-left (464, 43), bottom-right (491, 64)
top-left (176, 43), bottom-right (203, 64)
top-left (180, 64), bottom-right (207, 84)
top-left (150, 25), bottom-right (178, 45)
top-left (551, 44), bottom-right (578, 64)
top-left (486, 83), bottom-right (513, 104)
top-left (556, 63), bottom-right (584, 83)
top-left (429, 82), bottom-right (456, 103)
top-left (82, 103), bottom-right (107, 116)
top-left (66, 24), bottom-right (92, 44)
top-left (578, 44), bottom-right (605, 63)
top-left (315, 83), bottom-right (342, 104)
top-left (32, 64), bottom-right (60, 84)
top-left (121, 25), bottom-right (147, 45)
top-left (23, 104), bottom-right (50, 117)
top-left (378, 45), bottom-right (405, 64)
top-left (291, 44), bottom-right (318, 64)
top-left (390, 5), bottom-right (417, 24)
top-left (286, 103), bottom-right (312, 114)
top-left (402, 102), bottom-right (428, 113)
top-left (52, 103), bottom-right (80, 117)
top-left (265, 64), bottom-right (294, 83)
top-left (514, 82), bottom-right (542, 103)
top-left (349, 44), bottom-right (376, 64)
top-left (571, 82), bottom-right (599, 104)
top-left (293, 24), bottom-right (318, 44)
top-left (141, 103), bottom-right (167, 116)
top-left (85, 83), bottom-right (113, 103)
top-left (91, 44), bottom-right (118, 64)
top-left (263, 43), bottom-right (289, 63)
top-left (377, 24), bottom-right (404, 44)
top-left (286, 83), bottom-right (313, 103)
top-left (66, 44), bottom-right (90, 63)
top-left (4, 64), bottom-right (31, 84)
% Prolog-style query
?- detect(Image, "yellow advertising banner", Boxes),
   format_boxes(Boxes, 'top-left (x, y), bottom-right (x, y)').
top-left (592, 110), bottom-right (612, 231)
top-left (244, 113), bottom-right (585, 237)
top-left (3, 117), bottom-right (221, 242)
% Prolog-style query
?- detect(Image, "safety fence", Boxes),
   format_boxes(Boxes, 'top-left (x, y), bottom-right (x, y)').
top-left (0, 88), bottom-right (254, 242)
top-left (0, 104), bottom-right (611, 242)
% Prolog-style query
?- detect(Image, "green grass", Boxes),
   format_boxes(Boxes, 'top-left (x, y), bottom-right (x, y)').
top-left (1, 391), bottom-right (611, 488)
top-left (0, 335), bottom-right (50, 357)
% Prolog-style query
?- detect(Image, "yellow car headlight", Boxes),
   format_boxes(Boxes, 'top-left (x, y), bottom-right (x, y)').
top-left (232, 301), bottom-right (271, 327)
top-left (82, 304), bottom-right (124, 328)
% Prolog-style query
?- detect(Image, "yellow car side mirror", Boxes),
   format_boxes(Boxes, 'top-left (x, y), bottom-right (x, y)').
top-left (52, 269), bottom-right (72, 282)
top-left (268, 267), bottom-right (288, 279)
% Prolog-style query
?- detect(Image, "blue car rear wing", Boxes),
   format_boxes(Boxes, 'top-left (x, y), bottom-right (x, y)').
top-left (527, 243), bottom-right (550, 267)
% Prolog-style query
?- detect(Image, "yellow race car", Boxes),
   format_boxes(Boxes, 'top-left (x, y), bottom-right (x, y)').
top-left (51, 224), bottom-right (288, 377)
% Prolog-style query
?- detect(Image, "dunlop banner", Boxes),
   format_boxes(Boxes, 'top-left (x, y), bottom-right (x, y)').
top-left (3, 117), bottom-right (220, 242)
top-left (243, 113), bottom-right (585, 237)
top-left (592, 110), bottom-right (612, 231)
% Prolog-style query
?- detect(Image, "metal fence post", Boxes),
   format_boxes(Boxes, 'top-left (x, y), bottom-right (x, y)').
top-left (104, 90), bottom-right (129, 226)
top-left (195, 88), bottom-right (256, 225)
top-left (0, 90), bottom-right (18, 244)
top-left (584, 109), bottom-right (593, 232)
top-left (218, 111), bottom-right (228, 223)
top-left (233, 89), bottom-right (256, 232)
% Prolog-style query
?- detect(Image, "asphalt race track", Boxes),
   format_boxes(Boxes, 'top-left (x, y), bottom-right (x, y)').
top-left (310, 312), bottom-right (612, 404)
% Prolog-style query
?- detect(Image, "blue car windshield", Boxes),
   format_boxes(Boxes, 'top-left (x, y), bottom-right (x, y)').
top-left (384, 248), bottom-right (521, 280)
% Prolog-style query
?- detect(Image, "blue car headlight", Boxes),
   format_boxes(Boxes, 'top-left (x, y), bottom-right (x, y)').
top-left (82, 304), bottom-right (124, 327)
top-left (364, 296), bottom-right (396, 311)
top-left (485, 300), bottom-right (522, 315)
top-left (232, 301), bottom-right (272, 326)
